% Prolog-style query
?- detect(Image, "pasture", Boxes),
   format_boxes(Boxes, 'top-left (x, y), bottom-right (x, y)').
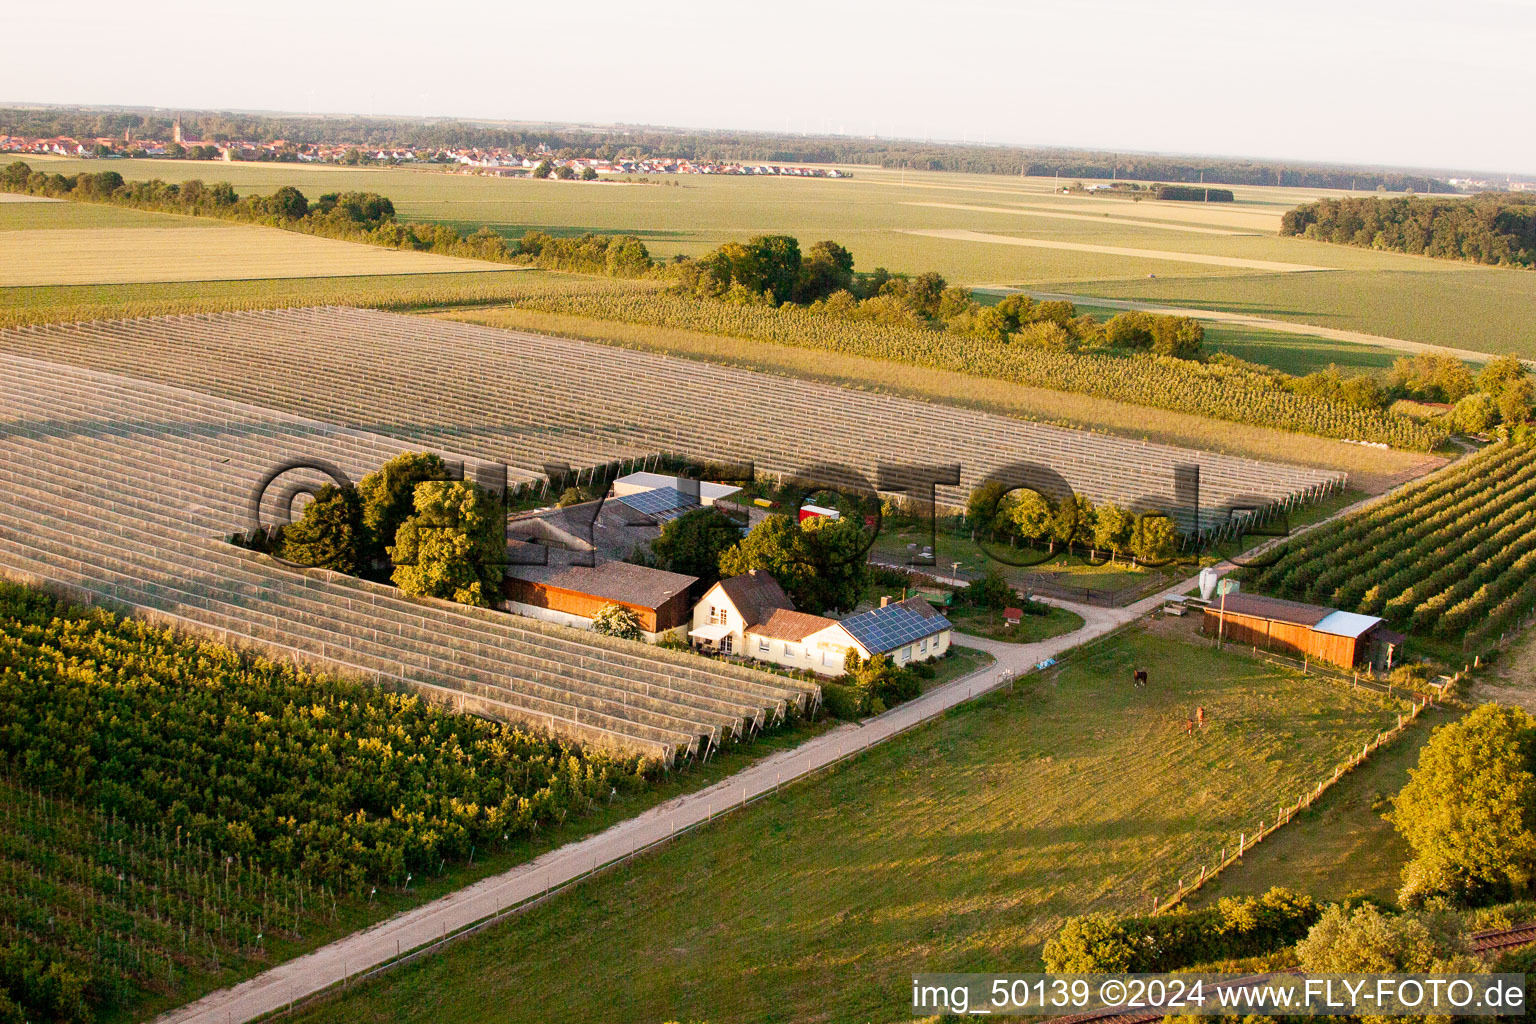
top-left (0, 200), bottom-right (508, 286)
top-left (21, 156), bottom-right (1536, 356)
top-left (288, 627), bottom-right (1404, 1024)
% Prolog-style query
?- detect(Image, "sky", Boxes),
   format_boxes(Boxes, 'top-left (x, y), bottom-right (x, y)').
top-left (5, 0), bottom-right (1534, 175)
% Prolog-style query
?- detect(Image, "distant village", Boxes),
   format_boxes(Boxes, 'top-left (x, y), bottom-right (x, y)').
top-left (0, 118), bottom-right (848, 179)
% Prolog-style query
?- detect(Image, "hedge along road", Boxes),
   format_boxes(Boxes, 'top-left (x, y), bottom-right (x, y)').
top-left (151, 576), bottom-right (1188, 1024)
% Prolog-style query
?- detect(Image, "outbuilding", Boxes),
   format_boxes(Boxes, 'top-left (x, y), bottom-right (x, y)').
top-left (503, 552), bottom-right (697, 642)
top-left (1201, 593), bottom-right (1404, 671)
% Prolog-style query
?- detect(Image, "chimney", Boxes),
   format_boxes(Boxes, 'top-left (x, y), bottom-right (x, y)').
top-left (880, 596), bottom-right (891, 608)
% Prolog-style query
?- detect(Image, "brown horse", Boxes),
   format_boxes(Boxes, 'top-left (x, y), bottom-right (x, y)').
top-left (1132, 669), bottom-right (1148, 687)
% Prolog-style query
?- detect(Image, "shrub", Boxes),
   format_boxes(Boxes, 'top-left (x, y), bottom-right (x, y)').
top-left (591, 603), bottom-right (644, 641)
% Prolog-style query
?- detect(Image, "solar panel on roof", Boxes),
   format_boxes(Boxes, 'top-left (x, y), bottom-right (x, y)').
top-left (614, 486), bottom-right (698, 521)
top-left (840, 604), bottom-right (952, 654)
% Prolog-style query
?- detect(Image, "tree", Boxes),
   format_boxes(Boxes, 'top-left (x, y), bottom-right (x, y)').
top-left (554, 165), bottom-right (576, 180)
top-left (1478, 354), bottom-right (1528, 397)
top-left (531, 160), bottom-right (552, 179)
top-left (358, 452), bottom-right (452, 564)
top-left (717, 513), bottom-right (867, 614)
top-left (580, 166), bottom-right (598, 181)
top-left (277, 484), bottom-right (364, 574)
top-left (1149, 315), bottom-right (1203, 358)
top-left (651, 507), bottom-right (741, 591)
top-left (1449, 392), bottom-right (1500, 433)
top-left (1131, 514), bottom-right (1177, 563)
top-left (389, 481), bottom-right (505, 607)
top-left (1007, 490), bottom-right (1055, 547)
top-left (591, 603), bottom-right (644, 640)
top-left (1103, 311), bottom-right (1155, 349)
top-left (1296, 904), bottom-right (1475, 973)
top-left (1497, 376), bottom-right (1534, 425)
top-left (966, 480), bottom-right (1009, 536)
top-left (262, 184), bottom-right (309, 219)
top-left (1391, 704), bottom-right (1536, 905)
top-left (796, 239), bottom-right (855, 301)
top-left (1093, 503), bottom-right (1134, 562)
top-left (969, 566), bottom-right (1013, 609)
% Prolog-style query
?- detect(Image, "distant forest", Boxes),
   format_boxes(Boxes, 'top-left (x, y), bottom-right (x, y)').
top-left (1, 105), bottom-right (1455, 192)
top-left (1281, 194), bottom-right (1536, 268)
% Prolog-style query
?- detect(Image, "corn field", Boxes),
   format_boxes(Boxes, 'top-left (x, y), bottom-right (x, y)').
top-left (1247, 440), bottom-right (1536, 648)
top-left (513, 291), bottom-right (1446, 450)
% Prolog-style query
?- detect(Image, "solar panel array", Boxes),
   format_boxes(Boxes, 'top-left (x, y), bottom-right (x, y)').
top-left (839, 603), bottom-right (953, 655)
top-left (614, 486), bottom-right (698, 522)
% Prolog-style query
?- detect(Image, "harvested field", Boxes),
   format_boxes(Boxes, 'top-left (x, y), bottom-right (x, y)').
top-left (900, 228), bottom-right (1333, 272)
top-left (0, 354), bottom-right (817, 763)
top-left (0, 307), bottom-right (1348, 532)
top-left (0, 223), bottom-right (510, 286)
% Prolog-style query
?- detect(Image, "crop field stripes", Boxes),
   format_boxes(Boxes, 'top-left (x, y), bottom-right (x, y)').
top-left (1248, 440), bottom-right (1536, 649)
top-left (0, 354), bottom-right (816, 763)
top-left (0, 307), bottom-right (1346, 533)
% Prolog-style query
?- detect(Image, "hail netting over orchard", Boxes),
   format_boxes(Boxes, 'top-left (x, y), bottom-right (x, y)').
top-left (0, 353), bottom-right (819, 764)
top-left (0, 308), bottom-right (1344, 533)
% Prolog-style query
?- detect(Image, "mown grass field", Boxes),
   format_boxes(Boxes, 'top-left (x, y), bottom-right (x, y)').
top-left (291, 627), bottom-right (1404, 1024)
top-left (0, 200), bottom-right (505, 286)
top-left (22, 156), bottom-right (1535, 356)
top-left (1186, 709), bottom-right (1449, 908)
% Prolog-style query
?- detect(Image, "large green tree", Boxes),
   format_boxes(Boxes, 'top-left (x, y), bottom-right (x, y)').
top-left (651, 507), bottom-right (741, 591)
top-left (358, 452), bottom-right (452, 565)
top-left (277, 484), bottom-right (364, 574)
top-left (717, 513), bottom-right (868, 614)
top-left (1392, 704), bottom-right (1536, 905)
top-left (389, 481), bottom-right (505, 607)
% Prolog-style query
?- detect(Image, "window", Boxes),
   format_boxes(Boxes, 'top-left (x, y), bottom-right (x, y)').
top-left (919, 638), bottom-right (927, 653)
top-left (823, 650), bottom-right (839, 668)
top-left (710, 606), bottom-right (728, 626)
top-left (900, 645), bottom-right (912, 662)
top-left (758, 637), bottom-right (770, 654)
top-left (784, 643), bottom-right (800, 659)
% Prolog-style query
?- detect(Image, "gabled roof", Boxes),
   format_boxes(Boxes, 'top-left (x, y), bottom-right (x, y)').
top-left (840, 597), bottom-right (951, 655)
top-left (715, 569), bottom-right (793, 627)
top-left (752, 607), bottom-right (837, 642)
top-left (505, 555), bottom-right (696, 610)
top-left (1209, 593), bottom-right (1332, 628)
top-left (1313, 610), bottom-right (1385, 639)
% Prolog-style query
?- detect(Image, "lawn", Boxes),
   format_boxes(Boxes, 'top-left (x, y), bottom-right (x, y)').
top-left (944, 601), bottom-right (1085, 643)
top-left (1185, 708), bottom-right (1449, 908)
top-left (22, 156), bottom-right (1536, 355)
top-left (291, 627), bottom-right (1404, 1024)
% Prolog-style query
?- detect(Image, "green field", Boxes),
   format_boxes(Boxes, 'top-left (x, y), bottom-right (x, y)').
top-left (943, 602), bottom-right (1086, 643)
top-left (21, 157), bottom-right (1536, 357)
top-left (291, 627), bottom-right (1404, 1024)
top-left (0, 200), bottom-right (500, 286)
top-left (1187, 709), bottom-right (1449, 908)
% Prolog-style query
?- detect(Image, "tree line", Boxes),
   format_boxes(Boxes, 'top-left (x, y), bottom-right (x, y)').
top-left (1, 106), bottom-right (1456, 192)
top-left (1282, 193), bottom-right (1536, 268)
top-left (0, 161), bottom-right (656, 274)
top-left (673, 234), bottom-right (1206, 357)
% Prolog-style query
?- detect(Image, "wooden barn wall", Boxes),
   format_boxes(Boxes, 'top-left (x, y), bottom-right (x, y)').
top-left (503, 579), bottom-right (661, 633)
top-left (1201, 610), bottom-right (1359, 670)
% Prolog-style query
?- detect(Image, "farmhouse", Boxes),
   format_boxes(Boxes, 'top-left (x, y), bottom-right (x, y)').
top-left (503, 551), bottom-right (697, 641)
top-left (690, 570), bottom-right (952, 675)
top-left (1201, 593), bottom-right (1404, 671)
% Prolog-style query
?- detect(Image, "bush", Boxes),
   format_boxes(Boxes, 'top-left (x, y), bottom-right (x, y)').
top-left (591, 603), bottom-right (644, 640)
top-left (1043, 888), bottom-right (1320, 972)
top-left (820, 681), bottom-right (863, 720)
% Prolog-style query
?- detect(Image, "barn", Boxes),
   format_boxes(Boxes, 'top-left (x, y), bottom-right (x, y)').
top-left (1201, 593), bottom-right (1404, 671)
top-left (503, 553), bottom-right (697, 641)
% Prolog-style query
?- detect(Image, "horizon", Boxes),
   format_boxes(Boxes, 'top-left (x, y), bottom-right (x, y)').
top-left (5, 0), bottom-right (1533, 177)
